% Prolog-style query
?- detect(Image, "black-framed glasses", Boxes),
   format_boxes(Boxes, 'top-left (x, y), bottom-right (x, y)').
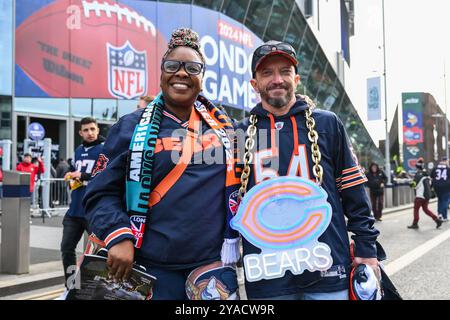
top-left (254, 43), bottom-right (297, 60)
top-left (161, 60), bottom-right (204, 75)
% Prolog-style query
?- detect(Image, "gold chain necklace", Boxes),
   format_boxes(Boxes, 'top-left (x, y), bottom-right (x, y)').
top-left (238, 95), bottom-right (323, 200)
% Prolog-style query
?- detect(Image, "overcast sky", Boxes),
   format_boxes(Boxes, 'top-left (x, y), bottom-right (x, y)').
top-left (348, 0), bottom-right (450, 145)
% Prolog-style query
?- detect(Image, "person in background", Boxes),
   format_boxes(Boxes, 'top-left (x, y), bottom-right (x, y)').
top-left (431, 156), bottom-right (450, 222)
top-left (16, 153), bottom-right (45, 193)
top-left (137, 95), bottom-right (154, 109)
top-left (56, 158), bottom-right (71, 205)
top-left (56, 158), bottom-right (71, 179)
top-left (60, 117), bottom-right (105, 294)
top-left (366, 162), bottom-right (388, 221)
top-left (408, 158), bottom-right (443, 229)
top-left (66, 158), bottom-right (75, 172)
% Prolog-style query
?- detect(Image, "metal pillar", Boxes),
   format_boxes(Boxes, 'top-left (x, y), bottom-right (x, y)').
top-left (41, 138), bottom-right (52, 214)
top-left (1, 171), bottom-right (31, 274)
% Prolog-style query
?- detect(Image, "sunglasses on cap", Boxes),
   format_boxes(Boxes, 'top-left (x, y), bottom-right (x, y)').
top-left (161, 60), bottom-right (204, 75)
top-left (254, 43), bottom-right (297, 60)
top-left (252, 42), bottom-right (298, 76)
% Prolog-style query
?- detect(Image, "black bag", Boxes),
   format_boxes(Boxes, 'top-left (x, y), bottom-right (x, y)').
top-left (376, 241), bottom-right (403, 300)
top-left (379, 266), bottom-right (402, 300)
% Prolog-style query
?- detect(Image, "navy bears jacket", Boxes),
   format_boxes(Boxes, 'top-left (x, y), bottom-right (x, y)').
top-left (83, 107), bottom-right (235, 270)
top-left (232, 97), bottom-right (380, 298)
top-left (66, 136), bottom-right (105, 218)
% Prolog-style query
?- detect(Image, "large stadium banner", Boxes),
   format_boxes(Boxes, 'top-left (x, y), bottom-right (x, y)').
top-left (402, 93), bottom-right (424, 175)
top-left (15, 0), bottom-right (263, 111)
top-left (0, 1), bottom-right (13, 95)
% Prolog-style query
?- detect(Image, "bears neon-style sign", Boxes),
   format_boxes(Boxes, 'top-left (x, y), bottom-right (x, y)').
top-left (231, 176), bottom-right (333, 282)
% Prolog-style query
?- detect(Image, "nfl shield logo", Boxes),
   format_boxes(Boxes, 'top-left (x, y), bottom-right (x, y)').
top-left (107, 41), bottom-right (147, 99)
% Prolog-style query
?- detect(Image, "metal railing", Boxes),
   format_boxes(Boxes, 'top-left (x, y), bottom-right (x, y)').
top-left (31, 178), bottom-right (70, 218)
top-left (365, 183), bottom-right (415, 209)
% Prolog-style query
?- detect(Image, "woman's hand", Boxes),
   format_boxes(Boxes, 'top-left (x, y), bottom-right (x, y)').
top-left (107, 240), bottom-right (134, 282)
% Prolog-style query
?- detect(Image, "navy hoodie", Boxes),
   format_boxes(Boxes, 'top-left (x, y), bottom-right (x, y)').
top-left (232, 97), bottom-right (379, 298)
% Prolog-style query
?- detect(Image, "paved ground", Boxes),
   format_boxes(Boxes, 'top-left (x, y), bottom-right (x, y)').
top-left (0, 215), bottom-right (84, 266)
top-left (2, 201), bottom-right (450, 300)
top-left (376, 201), bottom-right (450, 300)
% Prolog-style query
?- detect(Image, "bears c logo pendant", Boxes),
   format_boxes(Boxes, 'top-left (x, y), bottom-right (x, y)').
top-left (231, 176), bottom-right (333, 282)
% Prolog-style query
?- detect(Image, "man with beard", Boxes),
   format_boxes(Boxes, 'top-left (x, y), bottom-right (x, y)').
top-left (229, 41), bottom-right (380, 300)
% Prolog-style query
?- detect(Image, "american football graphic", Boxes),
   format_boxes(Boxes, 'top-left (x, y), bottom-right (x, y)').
top-left (16, 0), bottom-right (167, 99)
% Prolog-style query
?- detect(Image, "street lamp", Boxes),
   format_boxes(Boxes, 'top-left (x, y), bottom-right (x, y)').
top-left (444, 62), bottom-right (449, 159)
top-left (382, 0), bottom-right (391, 184)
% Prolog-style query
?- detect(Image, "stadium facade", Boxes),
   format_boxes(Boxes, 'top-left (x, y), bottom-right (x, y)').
top-left (0, 0), bottom-right (383, 169)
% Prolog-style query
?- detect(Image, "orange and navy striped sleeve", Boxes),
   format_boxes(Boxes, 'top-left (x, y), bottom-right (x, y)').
top-left (104, 227), bottom-right (134, 249)
top-left (336, 165), bottom-right (368, 191)
top-left (333, 113), bottom-right (368, 192)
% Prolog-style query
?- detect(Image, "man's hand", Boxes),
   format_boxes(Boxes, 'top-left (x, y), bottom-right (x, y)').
top-left (64, 171), bottom-right (81, 180)
top-left (353, 257), bottom-right (381, 281)
top-left (107, 240), bottom-right (134, 282)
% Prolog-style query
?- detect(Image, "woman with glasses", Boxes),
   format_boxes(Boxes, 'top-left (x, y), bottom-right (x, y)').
top-left (82, 28), bottom-right (240, 300)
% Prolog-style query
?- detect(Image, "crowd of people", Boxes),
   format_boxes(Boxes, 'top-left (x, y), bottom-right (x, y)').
top-left (364, 157), bottom-right (449, 229)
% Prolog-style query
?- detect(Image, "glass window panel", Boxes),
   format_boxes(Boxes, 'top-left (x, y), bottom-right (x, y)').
top-left (70, 99), bottom-right (92, 118)
top-left (297, 27), bottom-right (317, 81)
top-left (319, 76), bottom-right (340, 110)
top-left (92, 99), bottom-right (118, 121)
top-left (284, 6), bottom-right (306, 51)
top-left (0, 96), bottom-right (12, 139)
top-left (314, 62), bottom-right (342, 109)
top-left (263, 0), bottom-right (293, 41)
top-left (304, 46), bottom-right (327, 99)
top-left (193, 0), bottom-right (223, 11)
top-left (244, 0), bottom-right (272, 37)
top-left (331, 91), bottom-right (346, 115)
top-left (221, 0), bottom-right (250, 23)
top-left (15, 98), bottom-right (69, 116)
top-left (118, 99), bottom-right (138, 118)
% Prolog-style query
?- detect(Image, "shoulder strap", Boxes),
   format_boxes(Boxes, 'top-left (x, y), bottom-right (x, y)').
top-left (149, 108), bottom-right (201, 207)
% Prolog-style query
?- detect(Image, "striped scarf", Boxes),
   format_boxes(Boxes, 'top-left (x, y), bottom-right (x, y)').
top-left (126, 93), bottom-right (238, 249)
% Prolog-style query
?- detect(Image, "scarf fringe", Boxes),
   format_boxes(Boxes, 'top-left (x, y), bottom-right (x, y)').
top-left (220, 238), bottom-right (241, 265)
